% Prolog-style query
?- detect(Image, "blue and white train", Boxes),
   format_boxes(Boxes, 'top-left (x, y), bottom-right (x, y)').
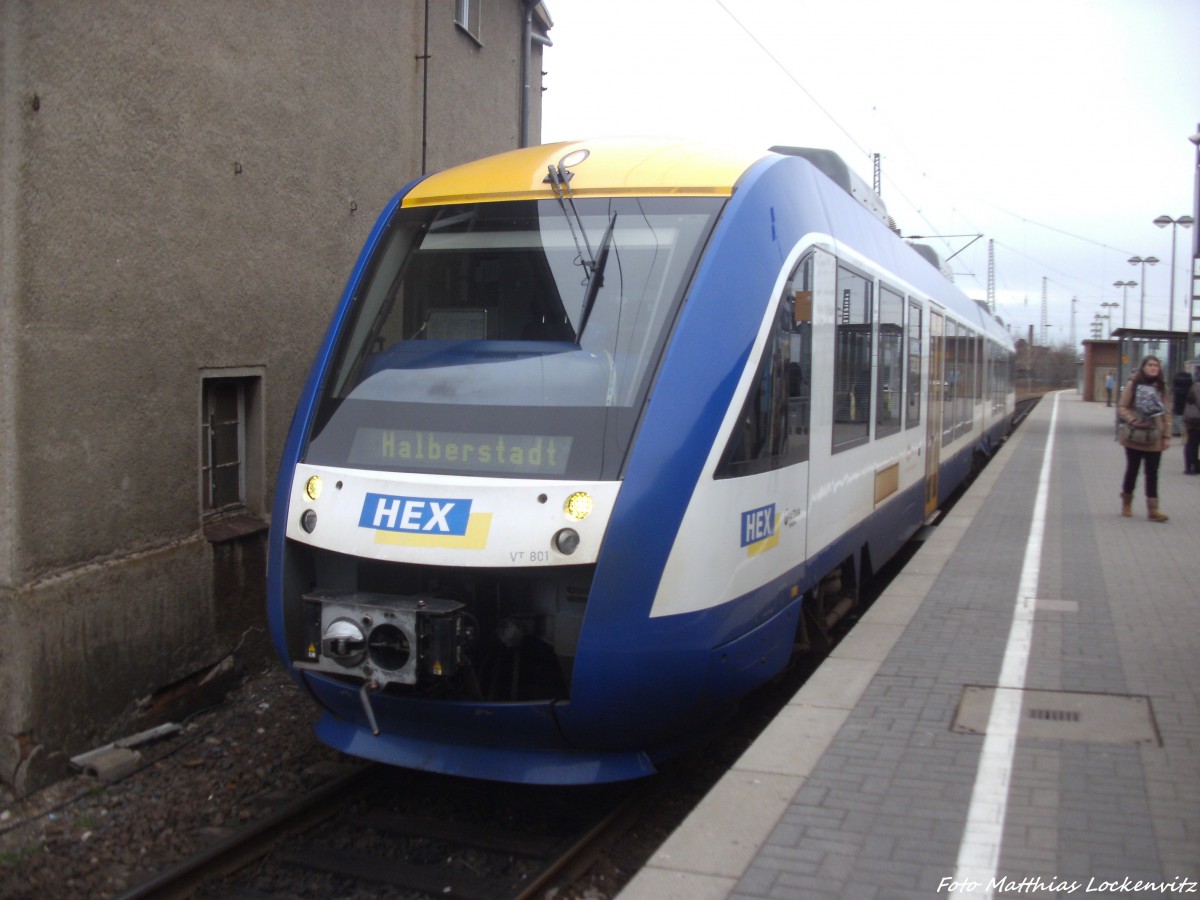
top-left (267, 138), bottom-right (1015, 784)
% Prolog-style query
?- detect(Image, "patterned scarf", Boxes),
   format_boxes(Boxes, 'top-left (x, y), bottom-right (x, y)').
top-left (1135, 383), bottom-right (1166, 419)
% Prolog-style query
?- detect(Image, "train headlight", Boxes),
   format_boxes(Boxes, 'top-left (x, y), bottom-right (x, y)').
top-left (559, 148), bottom-right (590, 168)
top-left (554, 528), bottom-right (580, 555)
top-left (300, 509), bottom-right (318, 533)
top-left (305, 476), bottom-right (323, 500)
top-left (564, 491), bottom-right (593, 520)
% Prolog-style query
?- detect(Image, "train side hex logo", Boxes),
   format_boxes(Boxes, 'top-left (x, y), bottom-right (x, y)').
top-left (740, 503), bottom-right (780, 557)
top-left (359, 493), bottom-right (491, 549)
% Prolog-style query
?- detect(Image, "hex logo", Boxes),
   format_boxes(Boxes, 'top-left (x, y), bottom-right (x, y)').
top-left (740, 503), bottom-right (779, 557)
top-left (360, 494), bottom-right (471, 535)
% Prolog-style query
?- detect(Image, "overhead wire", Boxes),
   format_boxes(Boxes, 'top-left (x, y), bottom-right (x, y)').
top-left (714, 1), bottom-right (960, 247)
top-left (712, 0), bottom-right (1150, 319)
top-left (712, 0), bottom-right (869, 160)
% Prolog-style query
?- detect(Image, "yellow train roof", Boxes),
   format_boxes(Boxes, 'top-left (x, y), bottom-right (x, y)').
top-left (401, 138), bottom-right (767, 207)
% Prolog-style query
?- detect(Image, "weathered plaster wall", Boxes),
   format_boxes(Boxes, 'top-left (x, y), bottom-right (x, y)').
top-left (0, 0), bottom-right (546, 794)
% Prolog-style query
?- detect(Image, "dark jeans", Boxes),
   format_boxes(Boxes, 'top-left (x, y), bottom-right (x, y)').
top-left (1123, 447), bottom-right (1161, 498)
top-left (1185, 425), bottom-right (1200, 472)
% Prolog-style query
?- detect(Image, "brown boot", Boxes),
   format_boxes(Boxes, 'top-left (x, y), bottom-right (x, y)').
top-left (1147, 498), bottom-right (1169, 522)
top-left (1121, 493), bottom-right (1133, 517)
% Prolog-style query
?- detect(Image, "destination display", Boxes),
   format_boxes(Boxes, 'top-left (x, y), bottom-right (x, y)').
top-left (349, 428), bottom-right (572, 475)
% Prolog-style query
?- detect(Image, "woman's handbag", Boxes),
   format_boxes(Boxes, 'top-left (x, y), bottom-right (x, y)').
top-left (1120, 418), bottom-right (1160, 448)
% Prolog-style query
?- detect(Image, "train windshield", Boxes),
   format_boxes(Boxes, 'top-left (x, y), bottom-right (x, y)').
top-left (305, 197), bottom-right (722, 480)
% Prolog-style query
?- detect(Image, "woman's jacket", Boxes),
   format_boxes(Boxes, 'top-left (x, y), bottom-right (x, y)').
top-left (1118, 377), bottom-right (1172, 452)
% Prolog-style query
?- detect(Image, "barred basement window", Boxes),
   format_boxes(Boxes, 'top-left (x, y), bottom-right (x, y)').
top-left (201, 373), bottom-right (264, 517)
top-left (203, 379), bottom-right (245, 512)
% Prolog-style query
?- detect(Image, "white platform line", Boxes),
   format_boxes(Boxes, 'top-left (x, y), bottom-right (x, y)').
top-left (952, 392), bottom-right (1059, 895)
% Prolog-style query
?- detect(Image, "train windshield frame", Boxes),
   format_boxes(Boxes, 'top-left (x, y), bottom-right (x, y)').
top-left (305, 196), bottom-right (723, 480)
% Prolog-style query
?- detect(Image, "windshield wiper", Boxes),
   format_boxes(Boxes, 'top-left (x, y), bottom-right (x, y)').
top-left (545, 163), bottom-right (596, 281)
top-left (544, 163), bottom-right (618, 344)
top-left (576, 211), bottom-right (616, 342)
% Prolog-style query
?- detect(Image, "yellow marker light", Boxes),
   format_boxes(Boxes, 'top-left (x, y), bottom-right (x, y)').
top-left (305, 476), bottom-right (323, 500)
top-left (564, 491), bottom-right (593, 521)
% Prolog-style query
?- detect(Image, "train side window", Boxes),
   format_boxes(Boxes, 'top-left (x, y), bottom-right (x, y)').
top-left (715, 254), bottom-right (813, 478)
top-left (997, 342), bottom-right (1013, 410)
top-left (943, 320), bottom-right (959, 442)
top-left (958, 330), bottom-right (975, 436)
top-left (992, 340), bottom-right (1001, 411)
top-left (906, 300), bottom-right (921, 428)
top-left (975, 336), bottom-right (985, 402)
top-left (832, 263), bottom-right (872, 452)
top-left (991, 341), bottom-right (1007, 411)
top-left (876, 284), bottom-right (903, 438)
top-left (985, 340), bottom-right (993, 410)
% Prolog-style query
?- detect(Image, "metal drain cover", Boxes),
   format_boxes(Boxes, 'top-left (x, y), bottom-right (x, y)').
top-left (952, 687), bottom-right (1160, 745)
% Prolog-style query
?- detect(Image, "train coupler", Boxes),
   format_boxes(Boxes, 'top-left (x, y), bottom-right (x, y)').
top-left (297, 590), bottom-right (470, 689)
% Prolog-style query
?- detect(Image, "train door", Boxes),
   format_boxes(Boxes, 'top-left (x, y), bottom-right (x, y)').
top-left (924, 309), bottom-right (945, 517)
top-left (660, 250), bottom-right (817, 626)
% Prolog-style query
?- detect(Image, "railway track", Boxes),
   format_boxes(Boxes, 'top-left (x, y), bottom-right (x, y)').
top-left (1012, 395), bottom-right (1041, 427)
top-left (119, 761), bottom-right (643, 899)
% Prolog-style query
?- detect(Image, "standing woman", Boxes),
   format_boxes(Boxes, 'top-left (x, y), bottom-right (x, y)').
top-left (1118, 355), bottom-right (1172, 521)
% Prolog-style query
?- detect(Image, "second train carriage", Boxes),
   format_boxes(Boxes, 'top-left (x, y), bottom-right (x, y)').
top-left (267, 138), bottom-right (1015, 784)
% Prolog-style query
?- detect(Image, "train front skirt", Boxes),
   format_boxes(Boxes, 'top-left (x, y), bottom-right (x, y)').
top-left (303, 670), bottom-right (658, 784)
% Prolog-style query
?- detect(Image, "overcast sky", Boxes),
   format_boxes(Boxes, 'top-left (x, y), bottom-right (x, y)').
top-left (539, 0), bottom-right (1200, 346)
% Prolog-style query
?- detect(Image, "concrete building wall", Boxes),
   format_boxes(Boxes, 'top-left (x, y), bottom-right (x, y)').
top-left (0, 0), bottom-right (549, 794)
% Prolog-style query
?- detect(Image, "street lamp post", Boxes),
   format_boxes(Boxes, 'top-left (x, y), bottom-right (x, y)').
top-left (1100, 301), bottom-right (1119, 337)
top-left (1153, 215), bottom-right (1194, 333)
top-left (1190, 126), bottom-right (1200, 359)
top-left (1127, 256), bottom-right (1159, 328)
top-left (1113, 280), bottom-right (1137, 330)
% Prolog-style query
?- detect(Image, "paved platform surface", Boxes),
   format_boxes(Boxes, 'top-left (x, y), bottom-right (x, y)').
top-left (621, 392), bottom-right (1199, 899)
